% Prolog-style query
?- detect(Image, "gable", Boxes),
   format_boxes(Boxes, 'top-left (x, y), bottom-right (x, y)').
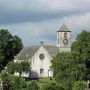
top-left (16, 45), bottom-right (59, 60)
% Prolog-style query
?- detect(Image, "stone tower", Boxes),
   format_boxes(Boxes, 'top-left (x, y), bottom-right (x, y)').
top-left (57, 24), bottom-right (71, 52)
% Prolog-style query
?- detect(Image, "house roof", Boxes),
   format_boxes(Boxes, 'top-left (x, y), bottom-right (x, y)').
top-left (16, 45), bottom-right (59, 60)
top-left (58, 24), bottom-right (71, 32)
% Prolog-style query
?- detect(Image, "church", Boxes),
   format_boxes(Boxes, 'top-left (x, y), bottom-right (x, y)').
top-left (14, 24), bottom-right (71, 78)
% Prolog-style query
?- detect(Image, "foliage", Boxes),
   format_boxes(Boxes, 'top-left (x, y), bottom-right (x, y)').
top-left (51, 52), bottom-right (87, 90)
top-left (42, 82), bottom-right (64, 90)
top-left (72, 30), bottom-right (90, 63)
top-left (1, 70), bottom-right (39, 90)
top-left (72, 81), bottom-right (86, 90)
top-left (72, 31), bottom-right (90, 79)
top-left (9, 76), bottom-right (26, 90)
top-left (26, 81), bottom-right (39, 90)
top-left (0, 70), bottom-right (10, 90)
top-left (51, 30), bottom-right (90, 89)
top-left (7, 61), bottom-right (16, 74)
top-left (1, 71), bottom-right (26, 90)
top-left (7, 61), bottom-right (31, 77)
top-left (0, 29), bottom-right (23, 72)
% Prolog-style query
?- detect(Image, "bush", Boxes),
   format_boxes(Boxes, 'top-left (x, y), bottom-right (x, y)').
top-left (26, 81), bottom-right (39, 90)
top-left (72, 81), bottom-right (86, 90)
top-left (42, 83), bottom-right (65, 90)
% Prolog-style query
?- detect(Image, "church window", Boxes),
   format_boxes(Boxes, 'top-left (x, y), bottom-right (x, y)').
top-left (40, 69), bottom-right (44, 74)
top-left (39, 54), bottom-right (45, 60)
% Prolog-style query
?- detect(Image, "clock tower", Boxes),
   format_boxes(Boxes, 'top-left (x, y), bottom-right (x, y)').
top-left (57, 24), bottom-right (71, 52)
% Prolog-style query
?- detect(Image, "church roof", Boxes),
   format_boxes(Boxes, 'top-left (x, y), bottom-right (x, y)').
top-left (16, 45), bottom-right (59, 60)
top-left (44, 45), bottom-right (59, 57)
top-left (58, 24), bottom-right (71, 32)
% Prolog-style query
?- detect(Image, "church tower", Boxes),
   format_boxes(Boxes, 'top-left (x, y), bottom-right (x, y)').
top-left (57, 24), bottom-right (71, 52)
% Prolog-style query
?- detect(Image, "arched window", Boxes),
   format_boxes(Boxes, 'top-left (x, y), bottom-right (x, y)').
top-left (64, 32), bottom-right (67, 38)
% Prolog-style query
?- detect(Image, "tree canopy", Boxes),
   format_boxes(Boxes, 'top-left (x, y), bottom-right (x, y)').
top-left (72, 31), bottom-right (90, 63)
top-left (51, 52), bottom-right (86, 90)
top-left (7, 61), bottom-right (31, 77)
top-left (0, 29), bottom-right (23, 72)
top-left (72, 30), bottom-right (90, 79)
top-left (51, 30), bottom-right (90, 89)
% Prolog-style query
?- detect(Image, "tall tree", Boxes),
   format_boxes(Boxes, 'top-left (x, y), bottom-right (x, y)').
top-left (72, 31), bottom-right (90, 79)
top-left (72, 31), bottom-right (90, 63)
top-left (51, 52), bottom-right (86, 90)
top-left (0, 29), bottom-right (23, 72)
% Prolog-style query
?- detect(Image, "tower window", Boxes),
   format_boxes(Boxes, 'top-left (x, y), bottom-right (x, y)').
top-left (58, 39), bottom-right (59, 45)
top-left (64, 32), bottom-right (67, 38)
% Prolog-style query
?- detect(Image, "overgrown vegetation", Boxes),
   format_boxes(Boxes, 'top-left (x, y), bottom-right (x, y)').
top-left (0, 30), bottom-right (90, 90)
top-left (7, 61), bottom-right (31, 77)
top-left (0, 29), bottom-right (23, 72)
top-left (51, 31), bottom-right (90, 90)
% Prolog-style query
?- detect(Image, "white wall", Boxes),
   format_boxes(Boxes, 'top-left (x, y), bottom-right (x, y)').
top-left (57, 31), bottom-right (71, 52)
top-left (31, 45), bottom-right (53, 78)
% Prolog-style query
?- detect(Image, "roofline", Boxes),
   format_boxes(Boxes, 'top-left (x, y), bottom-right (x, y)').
top-left (57, 31), bottom-right (71, 32)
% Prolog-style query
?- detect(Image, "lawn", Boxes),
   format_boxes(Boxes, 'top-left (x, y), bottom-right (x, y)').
top-left (26, 77), bottom-right (56, 89)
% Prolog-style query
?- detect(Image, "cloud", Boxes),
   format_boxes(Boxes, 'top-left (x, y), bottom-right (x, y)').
top-left (0, 0), bottom-right (90, 46)
top-left (0, 0), bottom-right (90, 24)
top-left (0, 12), bottom-right (90, 46)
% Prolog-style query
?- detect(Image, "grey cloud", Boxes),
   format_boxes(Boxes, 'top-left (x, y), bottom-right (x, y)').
top-left (0, 0), bottom-right (90, 46)
top-left (0, 0), bottom-right (90, 25)
top-left (0, 9), bottom-right (83, 25)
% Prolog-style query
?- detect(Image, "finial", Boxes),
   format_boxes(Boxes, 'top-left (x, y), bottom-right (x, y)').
top-left (40, 41), bottom-right (44, 45)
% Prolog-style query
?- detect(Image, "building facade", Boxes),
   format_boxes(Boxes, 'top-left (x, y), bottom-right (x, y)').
top-left (14, 24), bottom-right (71, 78)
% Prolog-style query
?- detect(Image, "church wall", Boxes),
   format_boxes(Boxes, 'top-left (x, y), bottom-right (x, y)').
top-left (31, 46), bottom-right (53, 78)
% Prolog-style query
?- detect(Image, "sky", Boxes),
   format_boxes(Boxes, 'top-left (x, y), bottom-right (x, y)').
top-left (0, 0), bottom-right (90, 46)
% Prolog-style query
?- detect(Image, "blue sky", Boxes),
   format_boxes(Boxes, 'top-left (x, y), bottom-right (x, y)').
top-left (0, 0), bottom-right (90, 46)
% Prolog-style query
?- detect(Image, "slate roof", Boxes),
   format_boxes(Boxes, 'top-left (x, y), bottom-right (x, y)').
top-left (58, 24), bottom-right (71, 32)
top-left (16, 45), bottom-right (59, 60)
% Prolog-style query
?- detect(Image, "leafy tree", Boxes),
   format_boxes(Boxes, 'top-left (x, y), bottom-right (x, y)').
top-left (72, 30), bottom-right (90, 63)
top-left (0, 29), bottom-right (23, 72)
top-left (72, 31), bottom-right (90, 79)
top-left (7, 61), bottom-right (31, 77)
top-left (7, 61), bottom-right (16, 74)
top-left (1, 71), bottom-right (26, 90)
top-left (51, 52), bottom-right (87, 90)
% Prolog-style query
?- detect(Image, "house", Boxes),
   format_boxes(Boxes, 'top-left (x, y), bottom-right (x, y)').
top-left (14, 24), bottom-right (71, 78)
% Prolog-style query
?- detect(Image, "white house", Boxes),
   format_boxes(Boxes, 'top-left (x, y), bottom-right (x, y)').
top-left (14, 24), bottom-right (71, 78)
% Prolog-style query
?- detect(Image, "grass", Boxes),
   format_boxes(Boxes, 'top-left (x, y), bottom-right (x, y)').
top-left (26, 77), bottom-right (56, 89)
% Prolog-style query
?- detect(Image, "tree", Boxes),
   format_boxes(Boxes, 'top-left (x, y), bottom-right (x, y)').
top-left (1, 71), bottom-right (26, 90)
top-left (51, 52), bottom-right (87, 90)
top-left (7, 61), bottom-right (31, 77)
top-left (0, 29), bottom-right (23, 72)
top-left (72, 31), bottom-right (90, 80)
top-left (72, 31), bottom-right (90, 63)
